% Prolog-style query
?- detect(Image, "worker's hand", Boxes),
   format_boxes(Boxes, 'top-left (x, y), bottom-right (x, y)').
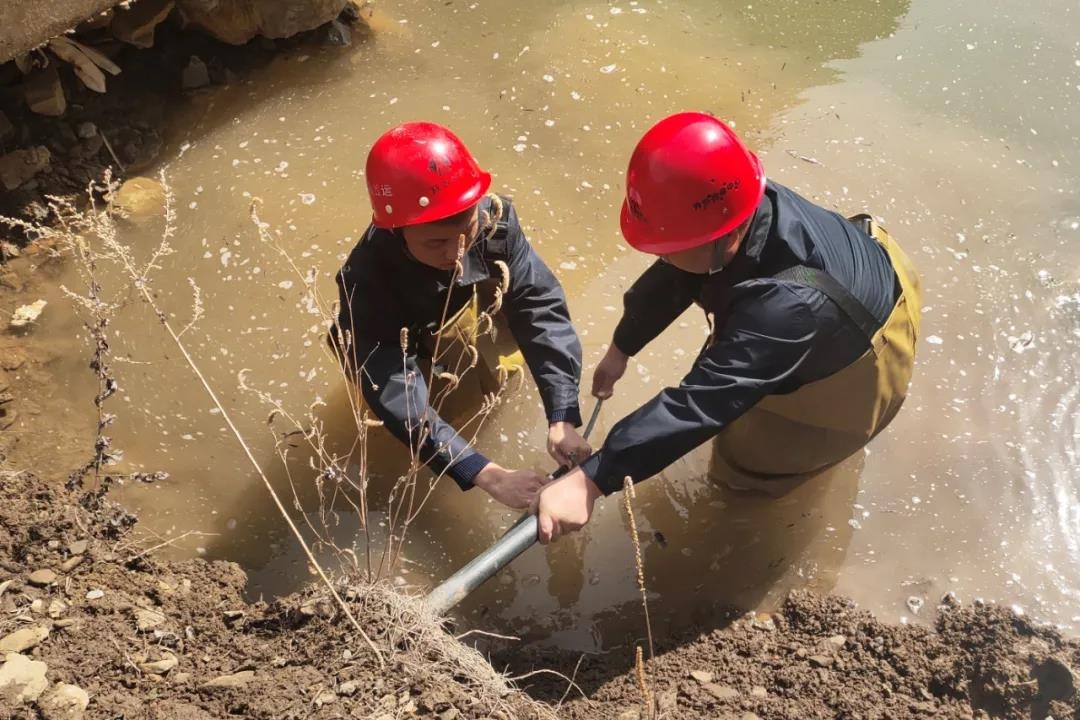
top-left (547, 421), bottom-right (592, 468)
top-left (474, 463), bottom-right (549, 510)
top-left (592, 344), bottom-right (629, 399)
top-left (531, 466), bottom-right (602, 544)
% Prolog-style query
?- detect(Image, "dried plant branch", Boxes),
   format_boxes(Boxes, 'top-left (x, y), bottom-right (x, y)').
top-left (623, 476), bottom-right (655, 659)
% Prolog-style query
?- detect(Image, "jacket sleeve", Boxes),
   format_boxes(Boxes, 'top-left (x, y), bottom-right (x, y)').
top-left (612, 260), bottom-right (701, 356)
top-left (579, 281), bottom-right (818, 494)
top-left (500, 205), bottom-right (584, 426)
top-left (334, 261), bottom-right (490, 490)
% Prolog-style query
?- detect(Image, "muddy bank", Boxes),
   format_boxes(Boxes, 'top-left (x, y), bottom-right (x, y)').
top-left (512, 593), bottom-right (1080, 719)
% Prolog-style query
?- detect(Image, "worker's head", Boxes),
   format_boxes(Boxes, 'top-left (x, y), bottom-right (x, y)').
top-left (365, 121), bottom-right (491, 270)
top-left (620, 112), bottom-right (766, 268)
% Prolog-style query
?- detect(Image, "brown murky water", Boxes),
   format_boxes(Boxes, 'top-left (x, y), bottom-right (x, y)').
top-left (15, 0), bottom-right (1080, 650)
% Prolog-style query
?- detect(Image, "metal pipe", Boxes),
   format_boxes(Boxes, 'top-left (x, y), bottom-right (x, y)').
top-left (425, 400), bottom-right (604, 615)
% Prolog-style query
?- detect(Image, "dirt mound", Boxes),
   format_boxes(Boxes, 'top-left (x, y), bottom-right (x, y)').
top-left (510, 592), bottom-right (1080, 719)
top-left (0, 469), bottom-right (551, 719)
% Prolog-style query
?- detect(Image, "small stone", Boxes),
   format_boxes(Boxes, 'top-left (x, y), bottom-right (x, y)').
top-left (172, 672), bottom-right (191, 683)
top-left (140, 654), bottom-right (178, 674)
top-left (704, 684), bottom-right (740, 701)
top-left (28, 569), bottom-right (57, 587)
top-left (315, 690), bottom-right (337, 707)
top-left (112, 177), bottom-right (165, 220)
top-left (616, 712), bottom-right (640, 720)
top-left (439, 710), bottom-right (461, 720)
top-left (61, 556), bottom-right (84, 573)
top-left (10, 300), bottom-right (47, 329)
top-left (201, 670), bottom-right (255, 690)
top-left (54, 619), bottom-right (76, 629)
top-left (181, 56), bottom-right (210, 90)
top-left (338, 680), bottom-right (359, 696)
top-left (270, 656), bottom-right (287, 668)
top-left (690, 670), bottom-right (713, 684)
top-left (85, 589), bottom-right (104, 600)
top-left (750, 686), bottom-right (767, 698)
top-left (907, 596), bottom-right (925, 615)
top-left (30, 599), bottom-right (45, 614)
top-left (0, 653), bottom-right (49, 704)
top-left (134, 608), bottom-right (166, 632)
top-left (39, 682), bottom-right (90, 720)
top-left (0, 625), bottom-right (50, 653)
top-left (24, 65), bottom-right (66, 116)
top-left (794, 648), bottom-right (808, 660)
top-left (941, 591), bottom-right (960, 608)
top-left (76, 122), bottom-right (98, 140)
top-left (110, 0), bottom-right (174, 48)
top-left (47, 600), bottom-right (67, 619)
top-left (809, 655), bottom-right (835, 668)
top-left (0, 147), bottom-right (51, 191)
top-left (323, 19), bottom-right (351, 46)
top-left (741, 714), bottom-right (763, 720)
top-left (223, 610), bottom-right (245, 621)
top-left (751, 612), bottom-right (776, 631)
top-left (827, 635), bottom-right (847, 649)
top-left (69, 540), bottom-right (89, 556)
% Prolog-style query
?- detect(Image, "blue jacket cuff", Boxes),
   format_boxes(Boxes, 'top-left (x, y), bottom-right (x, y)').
top-left (446, 451), bottom-right (490, 491)
top-left (548, 405), bottom-right (582, 427)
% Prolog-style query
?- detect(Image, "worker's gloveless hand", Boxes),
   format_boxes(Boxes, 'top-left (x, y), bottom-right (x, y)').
top-left (532, 466), bottom-right (602, 544)
top-left (547, 421), bottom-right (592, 467)
top-left (474, 463), bottom-right (549, 510)
top-left (592, 344), bottom-right (629, 399)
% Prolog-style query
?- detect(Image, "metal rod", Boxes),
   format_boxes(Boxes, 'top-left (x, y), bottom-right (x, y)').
top-left (425, 399), bottom-right (604, 615)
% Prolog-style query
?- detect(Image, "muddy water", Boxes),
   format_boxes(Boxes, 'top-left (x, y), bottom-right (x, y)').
top-left (21, 0), bottom-right (1080, 649)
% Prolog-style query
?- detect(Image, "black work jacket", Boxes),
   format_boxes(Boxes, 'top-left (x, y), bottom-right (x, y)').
top-left (580, 181), bottom-right (898, 494)
top-left (334, 196), bottom-right (582, 490)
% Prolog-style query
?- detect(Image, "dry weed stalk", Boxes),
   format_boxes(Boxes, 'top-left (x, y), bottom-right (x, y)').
top-left (623, 475), bottom-right (655, 659)
top-left (634, 645), bottom-right (657, 720)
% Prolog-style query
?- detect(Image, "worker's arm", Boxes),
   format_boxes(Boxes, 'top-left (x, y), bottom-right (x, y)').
top-left (579, 281), bottom-right (819, 494)
top-left (499, 204), bottom-right (585, 426)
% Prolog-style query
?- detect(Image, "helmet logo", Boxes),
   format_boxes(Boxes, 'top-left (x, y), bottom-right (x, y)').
top-left (373, 184), bottom-right (394, 197)
top-left (693, 180), bottom-right (740, 212)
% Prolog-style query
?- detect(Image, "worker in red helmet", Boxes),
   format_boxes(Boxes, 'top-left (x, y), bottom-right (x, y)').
top-left (331, 122), bottom-right (590, 510)
top-left (534, 111), bottom-right (922, 542)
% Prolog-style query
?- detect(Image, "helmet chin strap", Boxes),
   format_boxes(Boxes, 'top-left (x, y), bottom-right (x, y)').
top-left (709, 238), bottom-right (727, 274)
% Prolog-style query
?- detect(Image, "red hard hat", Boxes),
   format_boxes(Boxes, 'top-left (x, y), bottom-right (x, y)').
top-left (365, 121), bottom-right (492, 228)
top-left (620, 112), bottom-right (766, 255)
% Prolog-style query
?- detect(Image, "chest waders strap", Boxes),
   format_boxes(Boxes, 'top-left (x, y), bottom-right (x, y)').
top-left (772, 265), bottom-right (880, 344)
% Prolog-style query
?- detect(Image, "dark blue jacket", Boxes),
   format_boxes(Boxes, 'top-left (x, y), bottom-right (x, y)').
top-left (334, 196), bottom-right (582, 490)
top-left (580, 181), bottom-right (898, 494)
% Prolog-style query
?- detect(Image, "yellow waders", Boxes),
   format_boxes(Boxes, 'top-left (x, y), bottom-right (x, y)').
top-left (422, 279), bottom-right (526, 397)
top-left (713, 219), bottom-right (922, 484)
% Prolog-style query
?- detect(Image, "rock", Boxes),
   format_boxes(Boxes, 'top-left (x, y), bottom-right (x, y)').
top-left (69, 540), bottom-right (88, 556)
top-left (322, 19), bottom-right (351, 46)
top-left (827, 635), bottom-right (847, 649)
top-left (0, 147), bottom-right (51, 191)
top-left (907, 596), bottom-right (925, 615)
top-left (24, 66), bottom-right (66, 116)
top-left (270, 656), bottom-right (287, 668)
top-left (0, 625), bottom-right (50, 653)
top-left (794, 647), bottom-right (808, 660)
top-left (39, 683), bottom-right (90, 720)
top-left (0, 653), bottom-right (49, 705)
top-left (181, 56), bottom-right (210, 89)
top-left (750, 686), bottom-right (767, 698)
top-left (338, 680), bottom-right (359, 696)
top-left (140, 654), bottom-right (178, 674)
top-left (10, 300), bottom-right (48, 329)
top-left (703, 684), bottom-right (740, 701)
top-left (1033, 657), bottom-right (1075, 701)
top-left (112, 177), bottom-right (165, 219)
top-left (201, 670), bottom-right (255, 690)
top-left (111, 0), bottom-right (175, 48)
top-left (616, 712), bottom-right (640, 720)
top-left (314, 690), bottom-right (337, 706)
top-left (751, 612), bottom-right (776, 631)
top-left (172, 672), bottom-right (191, 683)
top-left (176, 0), bottom-right (349, 44)
top-left (690, 670), bottom-right (714, 684)
top-left (941, 591), bottom-right (961, 608)
top-left (47, 600), bottom-right (67, 619)
top-left (60, 556), bottom-right (84, 573)
top-left (53, 619), bottom-right (76, 629)
top-left (809, 655), bottom-right (835, 669)
top-left (134, 608), bottom-right (166, 632)
top-left (85, 589), bottom-right (104, 600)
top-left (31, 599), bottom-right (45, 614)
top-left (28, 569), bottom-right (58, 587)
top-left (0, 111), bottom-right (14, 143)
top-left (439, 710), bottom-right (461, 720)
top-left (741, 714), bottom-right (763, 720)
top-left (76, 122), bottom-right (98, 140)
